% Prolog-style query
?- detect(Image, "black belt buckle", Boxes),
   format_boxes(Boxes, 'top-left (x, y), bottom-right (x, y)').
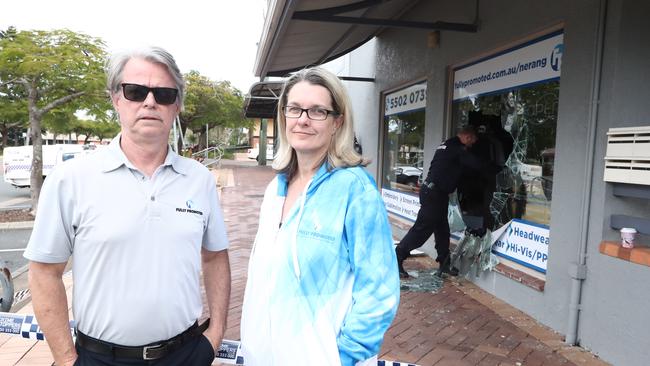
top-left (76, 320), bottom-right (207, 361)
top-left (142, 344), bottom-right (166, 360)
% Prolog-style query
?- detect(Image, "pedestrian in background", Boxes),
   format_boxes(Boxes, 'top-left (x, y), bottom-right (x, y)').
top-left (240, 67), bottom-right (400, 366)
top-left (395, 126), bottom-right (482, 278)
top-left (24, 46), bottom-right (230, 366)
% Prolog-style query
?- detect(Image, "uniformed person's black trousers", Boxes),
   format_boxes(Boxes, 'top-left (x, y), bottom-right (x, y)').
top-left (396, 185), bottom-right (450, 263)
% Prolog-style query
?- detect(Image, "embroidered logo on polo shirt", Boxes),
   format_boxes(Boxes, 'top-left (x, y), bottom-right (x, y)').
top-left (176, 199), bottom-right (203, 215)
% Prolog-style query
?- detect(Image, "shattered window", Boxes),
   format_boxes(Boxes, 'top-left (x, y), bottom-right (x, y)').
top-left (451, 81), bottom-right (559, 229)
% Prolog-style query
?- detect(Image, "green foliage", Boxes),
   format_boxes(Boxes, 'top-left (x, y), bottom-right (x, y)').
top-left (43, 112), bottom-right (120, 144)
top-left (0, 27), bottom-right (27, 147)
top-left (0, 26), bottom-right (18, 40)
top-left (221, 150), bottom-right (234, 160)
top-left (0, 29), bottom-right (109, 113)
top-left (71, 119), bottom-right (120, 143)
top-left (181, 71), bottom-right (251, 134)
top-left (43, 109), bottom-right (77, 134)
top-left (0, 84), bottom-right (28, 145)
top-left (0, 28), bottom-right (110, 209)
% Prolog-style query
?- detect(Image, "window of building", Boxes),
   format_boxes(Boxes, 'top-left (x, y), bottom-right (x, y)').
top-left (451, 82), bottom-right (558, 228)
top-left (450, 29), bottom-right (563, 274)
top-left (380, 82), bottom-right (427, 221)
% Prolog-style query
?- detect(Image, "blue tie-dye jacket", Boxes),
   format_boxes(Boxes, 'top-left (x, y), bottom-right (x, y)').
top-left (241, 163), bottom-right (400, 366)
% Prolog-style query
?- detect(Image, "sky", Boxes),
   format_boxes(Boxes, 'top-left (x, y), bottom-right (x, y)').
top-left (1, 0), bottom-right (268, 93)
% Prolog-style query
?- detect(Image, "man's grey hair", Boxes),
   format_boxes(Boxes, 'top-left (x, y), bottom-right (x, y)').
top-left (106, 46), bottom-right (185, 108)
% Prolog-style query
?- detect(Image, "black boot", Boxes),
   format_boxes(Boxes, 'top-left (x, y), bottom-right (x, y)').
top-left (395, 248), bottom-right (410, 278)
top-left (438, 256), bottom-right (459, 276)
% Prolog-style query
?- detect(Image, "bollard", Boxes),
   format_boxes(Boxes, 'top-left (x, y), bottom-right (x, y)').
top-left (0, 267), bottom-right (13, 312)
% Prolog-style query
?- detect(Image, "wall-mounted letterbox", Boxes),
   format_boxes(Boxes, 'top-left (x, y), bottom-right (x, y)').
top-left (604, 126), bottom-right (650, 185)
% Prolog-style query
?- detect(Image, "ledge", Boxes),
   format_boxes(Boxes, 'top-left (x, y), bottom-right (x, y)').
top-left (388, 214), bottom-right (414, 231)
top-left (493, 263), bottom-right (546, 292)
top-left (599, 241), bottom-right (650, 267)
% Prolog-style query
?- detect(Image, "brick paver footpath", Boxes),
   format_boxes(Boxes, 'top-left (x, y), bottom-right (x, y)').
top-left (207, 163), bottom-right (608, 366)
top-left (2, 162), bottom-right (609, 366)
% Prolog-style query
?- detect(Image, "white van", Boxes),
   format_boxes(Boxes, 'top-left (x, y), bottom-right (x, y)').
top-left (2, 144), bottom-right (88, 188)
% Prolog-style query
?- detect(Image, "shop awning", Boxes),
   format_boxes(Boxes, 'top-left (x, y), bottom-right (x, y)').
top-left (254, 0), bottom-right (479, 78)
top-left (243, 81), bottom-right (284, 119)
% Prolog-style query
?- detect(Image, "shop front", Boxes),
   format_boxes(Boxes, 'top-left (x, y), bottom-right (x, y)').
top-left (448, 29), bottom-right (562, 276)
top-left (380, 81), bottom-right (427, 221)
top-left (250, 1), bottom-right (650, 365)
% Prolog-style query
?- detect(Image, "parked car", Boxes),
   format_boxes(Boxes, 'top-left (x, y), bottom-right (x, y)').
top-left (394, 165), bottom-right (423, 187)
top-left (247, 144), bottom-right (274, 161)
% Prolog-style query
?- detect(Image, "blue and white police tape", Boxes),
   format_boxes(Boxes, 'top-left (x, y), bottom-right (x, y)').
top-left (0, 312), bottom-right (418, 366)
top-left (0, 312), bottom-right (74, 341)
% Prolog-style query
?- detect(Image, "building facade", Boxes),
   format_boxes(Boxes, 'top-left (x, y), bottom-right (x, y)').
top-left (251, 1), bottom-right (650, 365)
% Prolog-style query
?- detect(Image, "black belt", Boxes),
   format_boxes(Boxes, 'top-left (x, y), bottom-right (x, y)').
top-left (76, 319), bottom-right (210, 361)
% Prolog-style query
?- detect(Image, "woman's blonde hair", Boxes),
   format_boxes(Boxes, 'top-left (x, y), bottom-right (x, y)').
top-left (272, 67), bottom-right (367, 178)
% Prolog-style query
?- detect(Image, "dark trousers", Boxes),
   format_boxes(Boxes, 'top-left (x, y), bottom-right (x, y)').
top-left (74, 334), bottom-right (215, 366)
top-left (396, 185), bottom-right (450, 263)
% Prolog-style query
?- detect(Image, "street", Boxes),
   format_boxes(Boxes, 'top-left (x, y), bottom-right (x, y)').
top-left (0, 229), bottom-right (31, 275)
top-left (0, 170), bottom-right (31, 210)
top-left (0, 168), bottom-right (33, 312)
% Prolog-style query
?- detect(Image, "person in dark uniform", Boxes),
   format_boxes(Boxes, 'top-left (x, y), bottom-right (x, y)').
top-left (459, 113), bottom-right (513, 230)
top-left (395, 126), bottom-right (483, 278)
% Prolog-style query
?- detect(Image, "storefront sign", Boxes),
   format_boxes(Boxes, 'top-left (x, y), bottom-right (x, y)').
top-left (453, 30), bottom-right (563, 101)
top-left (384, 82), bottom-right (427, 116)
top-left (492, 219), bottom-right (549, 273)
top-left (381, 188), bottom-right (420, 221)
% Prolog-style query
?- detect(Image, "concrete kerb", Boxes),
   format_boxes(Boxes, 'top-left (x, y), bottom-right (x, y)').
top-left (10, 263), bottom-right (29, 279)
top-left (0, 221), bottom-right (34, 230)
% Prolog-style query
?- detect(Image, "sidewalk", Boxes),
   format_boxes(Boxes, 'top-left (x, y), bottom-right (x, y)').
top-left (0, 163), bottom-right (608, 366)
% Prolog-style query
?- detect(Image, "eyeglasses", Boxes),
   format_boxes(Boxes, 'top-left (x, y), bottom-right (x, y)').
top-left (121, 83), bottom-right (178, 105)
top-left (283, 106), bottom-right (339, 121)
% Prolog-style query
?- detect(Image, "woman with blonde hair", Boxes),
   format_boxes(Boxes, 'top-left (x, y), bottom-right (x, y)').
top-left (241, 67), bottom-right (400, 366)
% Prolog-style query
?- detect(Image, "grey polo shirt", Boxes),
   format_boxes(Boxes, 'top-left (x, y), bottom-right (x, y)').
top-left (24, 136), bottom-right (228, 346)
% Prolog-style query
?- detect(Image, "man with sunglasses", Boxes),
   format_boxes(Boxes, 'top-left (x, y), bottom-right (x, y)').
top-left (24, 46), bottom-right (230, 366)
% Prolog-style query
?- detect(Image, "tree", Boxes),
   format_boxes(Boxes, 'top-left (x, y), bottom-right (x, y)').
top-left (67, 119), bottom-right (120, 144)
top-left (43, 109), bottom-right (77, 141)
top-left (0, 85), bottom-right (28, 148)
top-left (179, 71), bottom-right (250, 152)
top-left (0, 26), bottom-right (27, 148)
top-left (0, 29), bottom-right (107, 212)
top-left (0, 26), bottom-right (17, 40)
top-left (92, 121), bottom-right (120, 143)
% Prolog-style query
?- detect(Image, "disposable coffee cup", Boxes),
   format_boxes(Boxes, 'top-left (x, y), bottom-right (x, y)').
top-left (620, 227), bottom-right (637, 248)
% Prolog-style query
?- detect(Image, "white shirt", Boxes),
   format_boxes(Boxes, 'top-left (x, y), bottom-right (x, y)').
top-left (24, 136), bottom-right (228, 345)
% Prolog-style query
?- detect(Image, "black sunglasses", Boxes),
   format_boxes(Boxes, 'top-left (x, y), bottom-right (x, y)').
top-left (121, 83), bottom-right (178, 105)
